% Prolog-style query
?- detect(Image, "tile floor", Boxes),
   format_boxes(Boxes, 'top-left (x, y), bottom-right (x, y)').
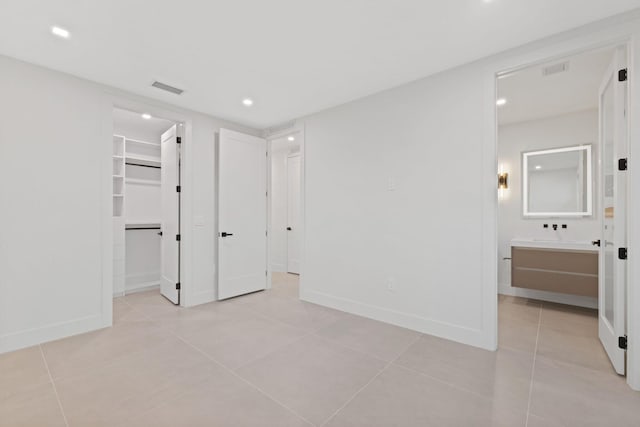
top-left (2, 274), bottom-right (639, 426)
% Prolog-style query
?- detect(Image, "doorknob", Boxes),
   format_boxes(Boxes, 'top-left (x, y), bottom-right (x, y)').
top-left (287, 227), bottom-right (292, 231)
top-left (220, 232), bottom-right (234, 237)
top-left (158, 231), bottom-right (163, 236)
top-left (592, 240), bottom-right (601, 247)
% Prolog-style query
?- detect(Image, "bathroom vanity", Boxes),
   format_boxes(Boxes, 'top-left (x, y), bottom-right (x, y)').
top-left (510, 239), bottom-right (598, 297)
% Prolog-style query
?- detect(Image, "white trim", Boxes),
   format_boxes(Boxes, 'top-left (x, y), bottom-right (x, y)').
top-left (486, 19), bottom-right (640, 389)
top-left (301, 289), bottom-right (489, 349)
top-left (0, 315), bottom-right (105, 354)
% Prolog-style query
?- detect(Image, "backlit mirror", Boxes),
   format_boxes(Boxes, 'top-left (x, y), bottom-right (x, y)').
top-left (522, 145), bottom-right (592, 217)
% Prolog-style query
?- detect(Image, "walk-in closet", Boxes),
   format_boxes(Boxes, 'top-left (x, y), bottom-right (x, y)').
top-left (112, 108), bottom-right (181, 302)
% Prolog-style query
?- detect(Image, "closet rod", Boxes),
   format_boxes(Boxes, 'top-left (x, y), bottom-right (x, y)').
top-left (126, 227), bottom-right (161, 230)
top-left (125, 162), bottom-right (161, 169)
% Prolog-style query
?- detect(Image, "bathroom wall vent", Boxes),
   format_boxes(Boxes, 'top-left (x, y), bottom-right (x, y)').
top-left (151, 81), bottom-right (184, 95)
top-left (542, 61), bottom-right (569, 77)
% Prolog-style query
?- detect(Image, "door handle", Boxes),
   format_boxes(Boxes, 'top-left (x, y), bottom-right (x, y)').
top-left (592, 240), bottom-right (601, 247)
top-left (220, 232), bottom-right (234, 237)
top-left (287, 227), bottom-right (292, 231)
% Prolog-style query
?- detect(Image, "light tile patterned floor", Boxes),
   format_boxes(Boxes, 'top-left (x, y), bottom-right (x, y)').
top-left (2, 274), bottom-right (639, 426)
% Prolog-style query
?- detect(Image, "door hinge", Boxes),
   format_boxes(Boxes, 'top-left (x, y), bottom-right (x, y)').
top-left (618, 68), bottom-right (628, 82)
top-left (176, 234), bottom-right (181, 242)
top-left (619, 158), bottom-right (628, 171)
top-left (619, 335), bottom-right (628, 350)
top-left (177, 137), bottom-right (182, 144)
top-left (176, 185), bottom-right (181, 192)
top-left (176, 282), bottom-right (181, 290)
top-left (619, 247), bottom-right (628, 260)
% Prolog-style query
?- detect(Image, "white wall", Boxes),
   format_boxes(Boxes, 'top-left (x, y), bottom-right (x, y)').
top-left (0, 54), bottom-right (258, 354)
top-left (300, 62), bottom-right (490, 347)
top-left (498, 110), bottom-right (600, 307)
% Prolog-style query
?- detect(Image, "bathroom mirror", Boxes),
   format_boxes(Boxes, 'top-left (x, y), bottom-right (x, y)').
top-left (522, 145), bottom-right (592, 217)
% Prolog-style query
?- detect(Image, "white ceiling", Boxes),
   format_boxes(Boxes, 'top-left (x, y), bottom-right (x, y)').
top-left (498, 48), bottom-right (614, 125)
top-left (2, 1), bottom-right (639, 129)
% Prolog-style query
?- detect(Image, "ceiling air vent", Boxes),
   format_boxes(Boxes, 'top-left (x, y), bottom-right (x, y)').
top-left (542, 61), bottom-right (569, 77)
top-left (151, 81), bottom-right (184, 95)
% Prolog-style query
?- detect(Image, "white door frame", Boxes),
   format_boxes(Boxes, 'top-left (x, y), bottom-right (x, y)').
top-left (485, 24), bottom-right (639, 390)
top-left (103, 95), bottom-right (192, 317)
top-left (265, 122), bottom-right (305, 295)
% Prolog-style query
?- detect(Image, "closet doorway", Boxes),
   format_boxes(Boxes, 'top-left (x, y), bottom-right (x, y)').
top-left (112, 108), bottom-right (182, 305)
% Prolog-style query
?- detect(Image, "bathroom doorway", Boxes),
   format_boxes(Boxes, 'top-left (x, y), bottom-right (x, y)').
top-left (495, 45), bottom-right (629, 376)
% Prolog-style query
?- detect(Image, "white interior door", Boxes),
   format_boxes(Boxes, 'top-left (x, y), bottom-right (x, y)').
top-left (160, 125), bottom-right (180, 304)
top-left (218, 129), bottom-right (267, 300)
top-left (598, 48), bottom-right (627, 375)
top-left (287, 154), bottom-right (301, 274)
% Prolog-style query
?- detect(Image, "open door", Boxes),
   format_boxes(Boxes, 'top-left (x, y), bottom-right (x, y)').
top-left (160, 125), bottom-right (181, 304)
top-left (218, 129), bottom-right (267, 300)
top-left (598, 48), bottom-right (628, 375)
top-left (287, 153), bottom-right (301, 274)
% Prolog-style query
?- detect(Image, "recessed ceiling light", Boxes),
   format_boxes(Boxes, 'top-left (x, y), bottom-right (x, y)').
top-left (535, 165), bottom-right (542, 170)
top-left (496, 98), bottom-right (507, 106)
top-left (141, 113), bottom-right (152, 120)
top-left (288, 136), bottom-right (295, 141)
top-left (242, 98), bottom-right (254, 107)
top-left (51, 26), bottom-right (70, 39)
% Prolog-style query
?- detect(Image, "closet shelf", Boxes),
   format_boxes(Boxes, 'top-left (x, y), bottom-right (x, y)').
top-left (125, 154), bottom-right (161, 167)
top-left (126, 137), bottom-right (160, 147)
top-left (126, 220), bottom-right (161, 228)
top-left (125, 177), bottom-right (161, 186)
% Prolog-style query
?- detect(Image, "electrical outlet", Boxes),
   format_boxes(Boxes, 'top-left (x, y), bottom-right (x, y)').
top-left (388, 176), bottom-right (396, 191)
top-left (387, 277), bottom-right (396, 291)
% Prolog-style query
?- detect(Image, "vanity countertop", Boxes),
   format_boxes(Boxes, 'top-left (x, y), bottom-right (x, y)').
top-left (510, 238), bottom-right (597, 252)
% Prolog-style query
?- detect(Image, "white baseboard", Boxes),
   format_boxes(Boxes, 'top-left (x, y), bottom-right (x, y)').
top-left (0, 314), bottom-right (108, 355)
top-left (125, 281), bottom-right (160, 294)
top-left (499, 283), bottom-right (597, 309)
top-left (300, 289), bottom-right (491, 350)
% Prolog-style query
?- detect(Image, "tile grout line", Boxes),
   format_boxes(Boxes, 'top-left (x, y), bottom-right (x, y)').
top-left (319, 334), bottom-right (422, 427)
top-left (38, 344), bottom-right (70, 427)
top-left (173, 334), bottom-right (316, 426)
top-left (524, 304), bottom-right (543, 427)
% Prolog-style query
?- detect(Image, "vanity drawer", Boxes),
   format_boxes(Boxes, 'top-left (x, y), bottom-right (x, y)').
top-left (512, 247), bottom-right (597, 275)
top-left (511, 247), bottom-right (598, 298)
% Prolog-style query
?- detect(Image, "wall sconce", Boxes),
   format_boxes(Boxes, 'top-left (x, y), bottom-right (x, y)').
top-left (498, 172), bottom-right (509, 190)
